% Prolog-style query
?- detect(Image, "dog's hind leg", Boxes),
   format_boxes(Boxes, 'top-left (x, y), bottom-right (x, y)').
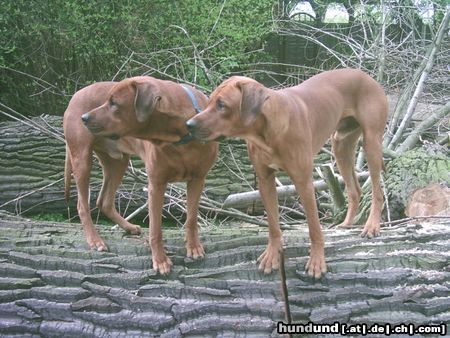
top-left (68, 142), bottom-right (108, 251)
top-left (332, 123), bottom-right (362, 228)
top-left (360, 130), bottom-right (384, 238)
top-left (96, 151), bottom-right (142, 235)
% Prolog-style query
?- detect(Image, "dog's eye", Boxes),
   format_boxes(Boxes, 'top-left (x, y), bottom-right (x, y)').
top-left (216, 100), bottom-right (225, 110)
top-left (110, 99), bottom-right (118, 108)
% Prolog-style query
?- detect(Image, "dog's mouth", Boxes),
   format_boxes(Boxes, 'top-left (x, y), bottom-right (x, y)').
top-left (108, 133), bottom-right (120, 140)
top-left (214, 135), bottom-right (226, 142)
top-left (194, 133), bottom-right (226, 143)
top-left (84, 125), bottom-right (104, 134)
top-left (190, 128), bottom-right (217, 142)
top-left (84, 125), bottom-right (120, 140)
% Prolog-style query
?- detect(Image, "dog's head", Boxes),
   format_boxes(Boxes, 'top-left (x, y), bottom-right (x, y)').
top-left (186, 76), bottom-right (269, 142)
top-left (81, 76), bottom-right (174, 140)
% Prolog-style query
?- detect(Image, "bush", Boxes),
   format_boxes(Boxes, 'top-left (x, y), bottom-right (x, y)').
top-left (0, 0), bottom-right (275, 118)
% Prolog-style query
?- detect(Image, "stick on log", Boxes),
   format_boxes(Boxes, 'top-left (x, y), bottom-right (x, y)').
top-left (223, 172), bottom-right (369, 209)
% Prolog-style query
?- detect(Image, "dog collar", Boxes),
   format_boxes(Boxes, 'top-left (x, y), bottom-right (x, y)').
top-left (173, 85), bottom-right (202, 146)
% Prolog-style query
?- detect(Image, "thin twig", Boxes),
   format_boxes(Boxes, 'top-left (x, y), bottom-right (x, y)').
top-left (381, 215), bottom-right (450, 227)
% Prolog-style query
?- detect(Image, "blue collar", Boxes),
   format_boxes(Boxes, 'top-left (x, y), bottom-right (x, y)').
top-left (181, 85), bottom-right (202, 114)
top-left (173, 85), bottom-right (202, 146)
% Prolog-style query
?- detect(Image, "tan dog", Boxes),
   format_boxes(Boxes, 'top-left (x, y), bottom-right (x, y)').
top-left (64, 77), bottom-right (218, 274)
top-left (186, 68), bottom-right (387, 278)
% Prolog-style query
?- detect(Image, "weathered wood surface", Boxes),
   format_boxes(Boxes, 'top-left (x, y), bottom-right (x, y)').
top-left (0, 211), bottom-right (449, 337)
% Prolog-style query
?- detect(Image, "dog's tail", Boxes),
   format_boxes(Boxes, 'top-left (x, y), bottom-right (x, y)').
top-left (64, 145), bottom-right (72, 202)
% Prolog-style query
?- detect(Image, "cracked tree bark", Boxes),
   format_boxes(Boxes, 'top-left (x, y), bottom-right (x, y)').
top-left (0, 211), bottom-right (449, 336)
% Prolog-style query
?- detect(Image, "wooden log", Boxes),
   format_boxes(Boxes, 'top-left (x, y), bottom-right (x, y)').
top-left (321, 165), bottom-right (346, 211)
top-left (1, 210), bottom-right (449, 336)
top-left (0, 115), bottom-right (80, 215)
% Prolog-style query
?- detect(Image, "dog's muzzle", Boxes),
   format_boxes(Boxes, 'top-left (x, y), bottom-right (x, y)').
top-left (185, 120), bottom-right (208, 141)
top-left (185, 119), bottom-right (225, 143)
top-left (186, 118), bottom-right (198, 132)
top-left (81, 113), bottom-right (117, 139)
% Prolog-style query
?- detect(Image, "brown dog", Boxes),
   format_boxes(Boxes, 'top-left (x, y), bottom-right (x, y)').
top-left (64, 77), bottom-right (218, 274)
top-left (186, 68), bottom-right (387, 278)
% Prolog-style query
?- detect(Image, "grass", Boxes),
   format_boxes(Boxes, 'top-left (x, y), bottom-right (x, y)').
top-left (30, 212), bottom-right (181, 229)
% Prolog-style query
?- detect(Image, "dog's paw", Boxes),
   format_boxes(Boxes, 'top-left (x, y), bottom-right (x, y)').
top-left (361, 222), bottom-right (381, 239)
top-left (257, 242), bottom-right (282, 274)
top-left (120, 222), bottom-right (142, 235)
top-left (186, 240), bottom-right (205, 259)
top-left (305, 245), bottom-right (326, 279)
top-left (127, 224), bottom-right (142, 235)
top-left (152, 253), bottom-right (173, 275)
top-left (86, 232), bottom-right (108, 252)
top-left (336, 221), bottom-right (354, 229)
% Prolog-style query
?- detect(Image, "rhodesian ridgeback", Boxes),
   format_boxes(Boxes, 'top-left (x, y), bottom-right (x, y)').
top-left (186, 68), bottom-right (387, 278)
top-left (64, 77), bottom-right (218, 274)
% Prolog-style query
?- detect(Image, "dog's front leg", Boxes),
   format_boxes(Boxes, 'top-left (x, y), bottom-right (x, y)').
top-left (184, 178), bottom-right (205, 259)
top-left (148, 179), bottom-right (172, 275)
top-left (291, 175), bottom-right (326, 279)
top-left (254, 166), bottom-right (283, 274)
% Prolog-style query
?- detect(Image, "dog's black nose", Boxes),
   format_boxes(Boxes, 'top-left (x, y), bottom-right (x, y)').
top-left (186, 119), bottom-right (198, 131)
top-left (81, 113), bottom-right (90, 124)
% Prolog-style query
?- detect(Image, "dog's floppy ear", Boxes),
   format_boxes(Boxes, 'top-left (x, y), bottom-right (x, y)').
top-left (133, 81), bottom-right (172, 122)
top-left (133, 81), bottom-right (160, 123)
top-left (238, 81), bottom-right (269, 126)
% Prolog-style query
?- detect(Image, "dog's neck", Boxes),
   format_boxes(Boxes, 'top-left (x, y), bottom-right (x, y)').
top-left (245, 135), bottom-right (273, 156)
top-left (243, 116), bottom-right (274, 156)
top-left (243, 99), bottom-right (291, 158)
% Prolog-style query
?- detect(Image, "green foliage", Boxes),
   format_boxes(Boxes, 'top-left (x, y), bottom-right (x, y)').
top-left (31, 213), bottom-right (114, 225)
top-left (132, 0), bottom-right (275, 88)
top-left (0, 0), bottom-right (141, 115)
top-left (384, 145), bottom-right (450, 207)
top-left (30, 212), bottom-right (184, 229)
top-left (0, 0), bottom-right (275, 117)
top-left (31, 213), bottom-right (69, 223)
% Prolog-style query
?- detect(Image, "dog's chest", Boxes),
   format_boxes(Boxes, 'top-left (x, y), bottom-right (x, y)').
top-left (117, 140), bottom-right (137, 156)
top-left (260, 151), bottom-right (284, 171)
top-left (95, 137), bottom-right (135, 160)
top-left (268, 163), bottom-right (283, 171)
top-left (156, 145), bottom-right (205, 181)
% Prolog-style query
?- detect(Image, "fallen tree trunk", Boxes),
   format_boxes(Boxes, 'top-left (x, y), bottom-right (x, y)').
top-left (0, 115), bottom-right (152, 218)
top-left (0, 115), bottom-right (81, 215)
top-left (1, 211), bottom-right (449, 336)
